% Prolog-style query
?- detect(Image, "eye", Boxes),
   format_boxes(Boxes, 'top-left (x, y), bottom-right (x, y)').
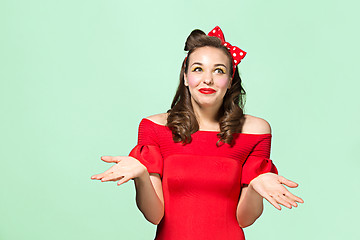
top-left (214, 68), bottom-right (225, 74)
top-left (192, 66), bottom-right (202, 72)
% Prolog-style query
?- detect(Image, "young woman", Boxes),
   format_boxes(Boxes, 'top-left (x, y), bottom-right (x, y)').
top-left (91, 26), bottom-right (304, 240)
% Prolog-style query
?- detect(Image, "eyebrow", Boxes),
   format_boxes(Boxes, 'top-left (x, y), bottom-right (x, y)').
top-left (191, 62), bottom-right (228, 69)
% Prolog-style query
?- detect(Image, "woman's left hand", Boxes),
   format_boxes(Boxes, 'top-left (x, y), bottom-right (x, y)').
top-left (249, 173), bottom-right (304, 210)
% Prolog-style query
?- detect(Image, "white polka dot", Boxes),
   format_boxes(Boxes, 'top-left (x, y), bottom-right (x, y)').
top-left (234, 60), bottom-right (237, 63)
top-left (233, 47), bottom-right (236, 50)
top-left (233, 53), bottom-right (236, 57)
top-left (213, 30), bottom-right (216, 33)
top-left (240, 52), bottom-right (243, 56)
top-left (224, 43), bottom-right (227, 46)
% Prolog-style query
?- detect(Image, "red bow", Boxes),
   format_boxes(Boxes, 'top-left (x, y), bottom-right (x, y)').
top-left (208, 26), bottom-right (247, 78)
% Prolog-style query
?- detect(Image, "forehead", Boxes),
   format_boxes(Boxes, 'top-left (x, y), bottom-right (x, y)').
top-left (189, 46), bottom-right (231, 66)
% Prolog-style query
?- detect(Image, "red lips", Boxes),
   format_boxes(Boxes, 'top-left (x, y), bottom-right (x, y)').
top-left (199, 88), bottom-right (216, 94)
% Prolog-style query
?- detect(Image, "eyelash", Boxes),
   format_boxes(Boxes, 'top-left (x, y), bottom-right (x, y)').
top-left (192, 67), bottom-right (225, 74)
top-left (193, 67), bottom-right (202, 72)
top-left (215, 68), bottom-right (225, 74)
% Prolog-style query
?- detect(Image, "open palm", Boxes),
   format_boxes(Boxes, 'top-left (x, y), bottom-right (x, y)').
top-left (91, 156), bottom-right (147, 186)
top-left (249, 173), bottom-right (304, 210)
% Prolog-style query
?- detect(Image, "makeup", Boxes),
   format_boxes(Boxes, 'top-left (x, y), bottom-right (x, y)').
top-left (199, 88), bottom-right (216, 94)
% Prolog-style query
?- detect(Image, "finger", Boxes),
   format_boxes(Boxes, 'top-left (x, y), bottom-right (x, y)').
top-left (94, 163), bottom-right (121, 179)
top-left (103, 175), bottom-right (124, 182)
top-left (91, 174), bottom-right (103, 180)
top-left (263, 193), bottom-right (282, 210)
top-left (91, 172), bottom-right (110, 180)
top-left (100, 166), bottom-right (118, 176)
top-left (101, 156), bottom-right (122, 163)
top-left (101, 170), bottom-right (127, 182)
top-left (117, 176), bottom-right (131, 186)
top-left (281, 193), bottom-right (298, 207)
top-left (278, 176), bottom-right (298, 188)
top-left (282, 191), bottom-right (304, 204)
top-left (91, 165), bottom-right (115, 180)
top-left (101, 172), bottom-right (124, 182)
top-left (274, 194), bottom-right (293, 209)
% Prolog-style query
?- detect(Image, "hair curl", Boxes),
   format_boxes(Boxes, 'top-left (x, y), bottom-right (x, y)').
top-left (166, 29), bottom-right (246, 146)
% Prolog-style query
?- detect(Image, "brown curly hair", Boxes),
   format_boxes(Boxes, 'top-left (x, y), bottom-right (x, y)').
top-left (166, 29), bottom-right (247, 146)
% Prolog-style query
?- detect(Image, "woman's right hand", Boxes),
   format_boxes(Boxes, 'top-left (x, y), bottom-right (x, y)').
top-left (91, 156), bottom-right (148, 186)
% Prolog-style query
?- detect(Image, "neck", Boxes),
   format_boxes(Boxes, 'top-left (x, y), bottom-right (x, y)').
top-left (191, 99), bottom-right (223, 130)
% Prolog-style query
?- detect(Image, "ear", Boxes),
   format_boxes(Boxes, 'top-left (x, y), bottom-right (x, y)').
top-left (184, 73), bottom-right (189, 86)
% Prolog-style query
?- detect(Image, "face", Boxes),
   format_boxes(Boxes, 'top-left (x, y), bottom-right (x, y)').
top-left (184, 46), bottom-right (232, 109)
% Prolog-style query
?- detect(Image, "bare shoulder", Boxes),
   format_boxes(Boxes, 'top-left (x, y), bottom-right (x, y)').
top-left (145, 113), bottom-right (168, 126)
top-left (242, 114), bottom-right (272, 134)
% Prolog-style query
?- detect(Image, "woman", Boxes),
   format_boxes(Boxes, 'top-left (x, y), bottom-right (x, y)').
top-left (91, 26), bottom-right (304, 240)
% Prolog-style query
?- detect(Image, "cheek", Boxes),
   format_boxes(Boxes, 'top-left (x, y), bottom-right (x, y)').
top-left (216, 77), bottom-right (230, 89)
top-left (187, 74), bottom-right (201, 87)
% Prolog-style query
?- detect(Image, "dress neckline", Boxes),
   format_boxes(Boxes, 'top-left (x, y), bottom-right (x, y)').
top-left (142, 118), bottom-right (272, 136)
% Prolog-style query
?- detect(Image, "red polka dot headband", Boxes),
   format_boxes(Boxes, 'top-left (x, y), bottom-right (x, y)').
top-left (185, 26), bottom-right (247, 79)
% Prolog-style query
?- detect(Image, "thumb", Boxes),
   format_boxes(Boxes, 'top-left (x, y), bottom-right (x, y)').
top-left (278, 176), bottom-right (298, 188)
top-left (101, 156), bottom-right (122, 163)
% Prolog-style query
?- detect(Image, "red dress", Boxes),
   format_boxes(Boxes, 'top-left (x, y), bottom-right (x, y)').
top-left (129, 118), bottom-right (278, 240)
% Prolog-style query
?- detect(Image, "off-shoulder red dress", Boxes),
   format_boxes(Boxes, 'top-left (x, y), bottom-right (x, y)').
top-left (129, 118), bottom-right (278, 240)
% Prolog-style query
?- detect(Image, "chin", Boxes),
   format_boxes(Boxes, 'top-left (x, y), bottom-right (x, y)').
top-left (197, 101), bottom-right (218, 108)
top-left (191, 96), bottom-right (221, 108)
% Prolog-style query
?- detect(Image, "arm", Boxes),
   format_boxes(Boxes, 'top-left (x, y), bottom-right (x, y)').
top-left (236, 173), bottom-right (304, 228)
top-left (91, 156), bottom-right (164, 225)
top-left (236, 116), bottom-right (271, 227)
top-left (92, 117), bottom-right (166, 225)
top-left (236, 115), bottom-right (271, 228)
top-left (134, 172), bottom-right (164, 225)
top-left (236, 184), bottom-right (264, 228)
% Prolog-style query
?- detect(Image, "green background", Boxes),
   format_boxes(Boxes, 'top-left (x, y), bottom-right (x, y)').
top-left (1, 0), bottom-right (359, 239)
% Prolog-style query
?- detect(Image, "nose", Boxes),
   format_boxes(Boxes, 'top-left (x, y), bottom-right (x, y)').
top-left (203, 71), bottom-right (213, 85)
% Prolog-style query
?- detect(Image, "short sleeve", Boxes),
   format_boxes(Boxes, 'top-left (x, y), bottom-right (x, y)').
top-left (240, 134), bottom-right (278, 187)
top-left (128, 119), bottom-right (164, 178)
